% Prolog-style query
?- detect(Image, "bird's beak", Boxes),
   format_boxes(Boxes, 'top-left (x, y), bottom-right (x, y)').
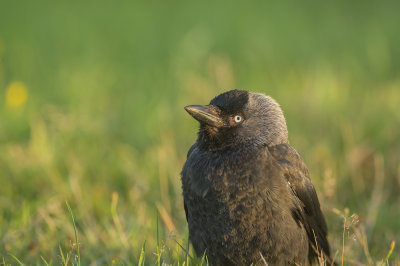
top-left (184, 105), bottom-right (225, 128)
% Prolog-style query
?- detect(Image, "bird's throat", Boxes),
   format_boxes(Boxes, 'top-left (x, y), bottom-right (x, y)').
top-left (204, 125), bottom-right (219, 135)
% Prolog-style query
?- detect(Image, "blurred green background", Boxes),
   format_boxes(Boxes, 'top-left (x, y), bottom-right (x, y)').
top-left (1, 1), bottom-right (399, 265)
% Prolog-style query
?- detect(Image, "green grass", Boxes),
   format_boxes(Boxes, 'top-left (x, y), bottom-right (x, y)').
top-left (0, 1), bottom-right (400, 265)
top-left (66, 201), bottom-right (80, 266)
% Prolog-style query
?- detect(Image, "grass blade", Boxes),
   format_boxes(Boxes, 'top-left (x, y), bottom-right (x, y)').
top-left (66, 200), bottom-right (81, 266)
top-left (177, 241), bottom-right (180, 266)
top-left (156, 210), bottom-right (161, 265)
top-left (185, 230), bottom-right (190, 266)
top-left (173, 239), bottom-right (194, 261)
top-left (380, 240), bottom-right (395, 266)
top-left (41, 255), bottom-right (51, 266)
top-left (9, 254), bottom-right (24, 266)
top-left (157, 210), bottom-right (159, 249)
top-left (199, 249), bottom-right (208, 266)
top-left (259, 251), bottom-right (268, 266)
top-left (138, 240), bottom-right (146, 266)
top-left (59, 245), bottom-right (67, 266)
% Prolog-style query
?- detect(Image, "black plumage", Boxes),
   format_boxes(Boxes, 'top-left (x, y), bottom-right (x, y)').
top-left (181, 90), bottom-right (333, 265)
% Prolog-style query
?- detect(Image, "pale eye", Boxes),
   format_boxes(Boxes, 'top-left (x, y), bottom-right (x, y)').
top-left (234, 115), bottom-right (242, 123)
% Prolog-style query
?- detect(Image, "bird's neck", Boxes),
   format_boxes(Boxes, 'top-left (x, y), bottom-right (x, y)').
top-left (197, 132), bottom-right (268, 153)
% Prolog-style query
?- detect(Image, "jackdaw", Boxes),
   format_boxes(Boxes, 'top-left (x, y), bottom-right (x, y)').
top-left (181, 90), bottom-right (333, 265)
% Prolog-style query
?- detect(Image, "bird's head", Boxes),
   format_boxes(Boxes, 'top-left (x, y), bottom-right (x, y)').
top-left (185, 90), bottom-right (288, 151)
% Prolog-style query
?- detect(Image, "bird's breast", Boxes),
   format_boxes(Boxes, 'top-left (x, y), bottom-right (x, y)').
top-left (185, 147), bottom-right (270, 198)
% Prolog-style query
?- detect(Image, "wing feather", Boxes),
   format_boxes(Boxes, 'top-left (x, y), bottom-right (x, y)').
top-left (269, 143), bottom-right (332, 264)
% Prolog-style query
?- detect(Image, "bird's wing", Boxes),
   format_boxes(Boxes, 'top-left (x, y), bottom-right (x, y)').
top-left (268, 143), bottom-right (332, 263)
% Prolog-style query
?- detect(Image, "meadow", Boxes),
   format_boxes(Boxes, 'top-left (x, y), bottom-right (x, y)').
top-left (0, 1), bottom-right (399, 265)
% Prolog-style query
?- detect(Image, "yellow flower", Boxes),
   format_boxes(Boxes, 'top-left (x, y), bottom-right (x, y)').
top-left (5, 81), bottom-right (28, 108)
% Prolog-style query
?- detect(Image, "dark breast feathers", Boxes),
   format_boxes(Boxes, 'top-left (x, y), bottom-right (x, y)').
top-left (182, 143), bottom-right (331, 265)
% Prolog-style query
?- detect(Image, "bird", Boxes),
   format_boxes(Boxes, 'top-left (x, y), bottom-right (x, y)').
top-left (181, 90), bottom-right (334, 265)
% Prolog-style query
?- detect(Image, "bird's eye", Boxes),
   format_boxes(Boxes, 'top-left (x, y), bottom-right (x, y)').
top-left (234, 115), bottom-right (242, 123)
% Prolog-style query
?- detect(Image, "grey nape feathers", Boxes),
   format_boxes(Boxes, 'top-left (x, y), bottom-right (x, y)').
top-left (181, 90), bottom-right (334, 265)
